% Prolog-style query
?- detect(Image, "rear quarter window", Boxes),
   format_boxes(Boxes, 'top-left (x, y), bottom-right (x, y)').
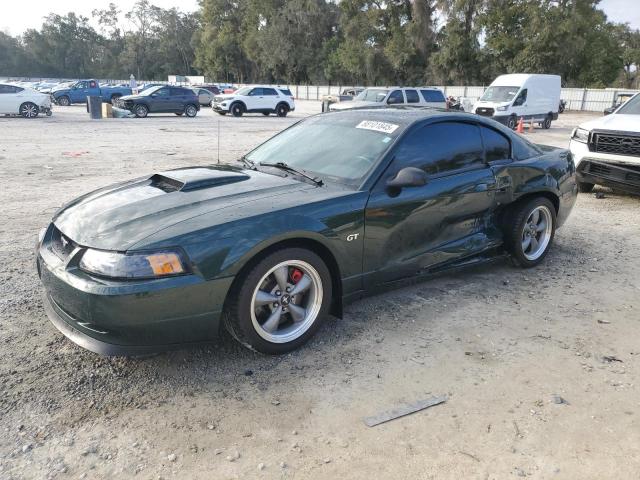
top-left (421, 90), bottom-right (446, 102)
top-left (512, 134), bottom-right (542, 160)
top-left (279, 88), bottom-right (293, 96)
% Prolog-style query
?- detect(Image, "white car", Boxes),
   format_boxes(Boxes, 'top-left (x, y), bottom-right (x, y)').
top-left (0, 83), bottom-right (52, 118)
top-left (329, 87), bottom-right (446, 111)
top-left (570, 92), bottom-right (640, 194)
top-left (212, 86), bottom-right (295, 117)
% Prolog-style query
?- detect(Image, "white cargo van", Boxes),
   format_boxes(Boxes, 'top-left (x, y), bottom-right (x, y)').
top-left (473, 74), bottom-right (561, 130)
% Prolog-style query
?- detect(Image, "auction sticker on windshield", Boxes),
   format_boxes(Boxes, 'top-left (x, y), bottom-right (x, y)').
top-left (356, 120), bottom-right (399, 134)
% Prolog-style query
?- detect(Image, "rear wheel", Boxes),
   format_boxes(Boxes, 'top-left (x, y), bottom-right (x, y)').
top-left (57, 96), bottom-right (70, 107)
top-left (276, 103), bottom-right (289, 117)
top-left (504, 197), bottom-right (556, 268)
top-left (542, 115), bottom-right (552, 129)
top-left (20, 102), bottom-right (39, 118)
top-left (185, 104), bottom-right (198, 117)
top-left (134, 104), bottom-right (148, 118)
top-left (506, 115), bottom-right (517, 130)
top-left (223, 248), bottom-right (332, 354)
top-left (578, 182), bottom-right (595, 193)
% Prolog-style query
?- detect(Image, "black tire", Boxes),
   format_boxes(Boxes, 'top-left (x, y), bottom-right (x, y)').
top-left (223, 248), bottom-right (332, 354)
top-left (262, 112), bottom-right (270, 116)
top-left (19, 102), bottom-right (39, 118)
top-left (506, 115), bottom-right (517, 130)
top-left (230, 103), bottom-right (244, 117)
top-left (276, 103), bottom-right (289, 117)
top-left (578, 182), bottom-right (595, 193)
top-left (110, 94), bottom-right (121, 105)
top-left (57, 96), bottom-right (70, 107)
top-left (504, 197), bottom-right (557, 268)
top-left (217, 112), bottom-right (227, 116)
top-left (175, 112), bottom-right (184, 116)
top-left (542, 115), bottom-right (552, 129)
top-left (134, 104), bottom-right (148, 118)
top-left (185, 104), bottom-right (198, 117)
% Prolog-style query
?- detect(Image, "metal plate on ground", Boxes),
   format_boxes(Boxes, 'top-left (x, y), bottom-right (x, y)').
top-left (363, 395), bottom-right (447, 427)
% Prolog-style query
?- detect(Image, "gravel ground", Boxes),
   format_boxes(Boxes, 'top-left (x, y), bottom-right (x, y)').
top-left (1, 104), bottom-right (639, 479)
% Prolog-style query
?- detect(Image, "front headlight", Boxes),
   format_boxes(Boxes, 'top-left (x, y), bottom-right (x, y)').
top-left (572, 127), bottom-right (589, 143)
top-left (79, 248), bottom-right (189, 279)
top-left (496, 105), bottom-right (508, 111)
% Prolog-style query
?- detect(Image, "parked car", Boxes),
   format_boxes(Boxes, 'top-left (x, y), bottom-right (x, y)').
top-left (114, 85), bottom-right (200, 118)
top-left (196, 85), bottom-right (221, 95)
top-left (51, 79), bottom-right (132, 106)
top-left (212, 86), bottom-right (295, 117)
top-left (192, 87), bottom-right (215, 106)
top-left (329, 87), bottom-right (446, 111)
top-left (473, 74), bottom-right (561, 130)
top-left (603, 92), bottom-right (635, 115)
top-left (0, 83), bottom-right (52, 117)
top-left (37, 108), bottom-right (576, 356)
top-left (570, 92), bottom-right (640, 194)
top-left (321, 87), bottom-right (365, 107)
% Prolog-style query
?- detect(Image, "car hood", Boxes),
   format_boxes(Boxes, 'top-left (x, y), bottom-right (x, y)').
top-left (119, 93), bottom-right (145, 101)
top-left (53, 166), bottom-right (315, 251)
top-left (579, 113), bottom-right (640, 133)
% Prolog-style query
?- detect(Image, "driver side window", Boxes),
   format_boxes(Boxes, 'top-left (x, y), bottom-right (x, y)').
top-left (513, 89), bottom-right (527, 106)
top-left (386, 122), bottom-right (485, 180)
top-left (155, 88), bottom-right (170, 97)
top-left (387, 90), bottom-right (404, 105)
top-left (249, 88), bottom-right (263, 96)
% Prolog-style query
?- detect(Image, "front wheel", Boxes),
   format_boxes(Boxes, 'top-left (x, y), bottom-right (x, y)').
top-left (185, 104), bottom-right (198, 117)
top-left (223, 248), bottom-right (332, 354)
top-left (20, 102), bottom-right (39, 118)
top-left (506, 115), bottom-right (517, 130)
top-left (504, 197), bottom-right (556, 268)
top-left (230, 103), bottom-right (243, 117)
top-left (542, 115), bottom-right (552, 129)
top-left (134, 104), bottom-right (148, 118)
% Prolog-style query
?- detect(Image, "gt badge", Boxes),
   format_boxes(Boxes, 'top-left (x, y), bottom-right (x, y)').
top-left (346, 233), bottom-right (359, 242)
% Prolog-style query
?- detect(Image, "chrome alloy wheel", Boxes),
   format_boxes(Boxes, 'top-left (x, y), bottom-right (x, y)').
top-left (21, 103), bottom-right (38, 118)
top-left (250, 260), bottom-right (323, 344)
top-left (522, 205), bottom-right (553, 261)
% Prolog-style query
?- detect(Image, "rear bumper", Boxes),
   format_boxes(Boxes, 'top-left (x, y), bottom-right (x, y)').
top-left (37, 230), bottom-right (232, 355)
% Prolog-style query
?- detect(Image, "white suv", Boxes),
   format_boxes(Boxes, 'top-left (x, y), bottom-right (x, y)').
top-left (570, 92), bottom-right (640, 194)
top-left (212, 86), bottom-right (295, 117)
top-left (330, 87), bottom-right (446, 111)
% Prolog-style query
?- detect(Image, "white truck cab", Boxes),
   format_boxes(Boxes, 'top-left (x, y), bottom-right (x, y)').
top-left (473, 74), bottom-right (561, 130)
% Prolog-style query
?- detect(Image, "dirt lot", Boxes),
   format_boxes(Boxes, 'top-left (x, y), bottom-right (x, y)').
top-left (1, 104), bottom-right (639, 479)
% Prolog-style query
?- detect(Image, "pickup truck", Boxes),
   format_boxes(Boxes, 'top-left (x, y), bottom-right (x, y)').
top-left (51, 80), bottom-right (132, 106)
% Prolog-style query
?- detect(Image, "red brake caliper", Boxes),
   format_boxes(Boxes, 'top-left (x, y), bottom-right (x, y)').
top-left (290, 268), bottom-right (303, 284)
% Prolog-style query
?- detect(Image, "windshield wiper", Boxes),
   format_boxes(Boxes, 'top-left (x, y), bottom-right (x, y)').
top-left (259, 162), bottom-right (324, 186)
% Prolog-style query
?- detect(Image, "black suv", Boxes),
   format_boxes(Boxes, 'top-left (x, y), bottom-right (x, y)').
top-left (115, 86), bottom-right (200, 118)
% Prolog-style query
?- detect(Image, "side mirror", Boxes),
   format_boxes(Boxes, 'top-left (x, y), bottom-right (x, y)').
top-left (386, 167), bottom-right (428, 189)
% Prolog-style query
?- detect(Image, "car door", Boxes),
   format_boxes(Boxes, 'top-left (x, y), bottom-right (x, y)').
top-left (386, 89), bottom-right (405, 106)
top-left (510, 88), bottom-right (528, 119)
top-left (71, 81), bottom-right (90, 103)
top-left (363, 120), bottom-right (498, 286)
top-left (149, 87), bottom-right (172, 112)
top-left (420, 89), bottom-right (447, 108)
top-left (246, 88), bottom-right (267, 111)
top-left (0, 84), bottom-right (16, 113)
top-left (262, 88), bottom-right (279, 110)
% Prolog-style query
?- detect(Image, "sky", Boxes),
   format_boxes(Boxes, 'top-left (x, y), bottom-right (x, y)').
top-left (1, 0), bottom-right (639, 36)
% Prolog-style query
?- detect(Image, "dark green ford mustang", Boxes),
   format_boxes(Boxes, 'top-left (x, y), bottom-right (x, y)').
top-left (37, 108), bottom-right (577, 355)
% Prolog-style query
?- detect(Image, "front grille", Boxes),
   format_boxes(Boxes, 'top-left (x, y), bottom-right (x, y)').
top-left (590, 132), bottom-right (640, 157)
top-left (475, 107), bottom-right (494, 117)
top-left (588, 163), bottom-right (611, 176)
top-left (50, 226), bottom-right (77, 260)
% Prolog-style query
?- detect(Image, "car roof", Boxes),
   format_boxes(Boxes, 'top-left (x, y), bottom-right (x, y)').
top-left (320, 106), bottom-right (456, 126)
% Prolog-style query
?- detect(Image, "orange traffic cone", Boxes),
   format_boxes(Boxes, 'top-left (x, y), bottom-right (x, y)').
top-left (529, 120), bottom-right (534, 133)
top-left (516, 118), bottom-right (524, 133)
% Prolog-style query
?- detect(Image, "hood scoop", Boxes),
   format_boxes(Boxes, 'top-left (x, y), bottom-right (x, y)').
top-left (150, 167), bottom-right (250, 192)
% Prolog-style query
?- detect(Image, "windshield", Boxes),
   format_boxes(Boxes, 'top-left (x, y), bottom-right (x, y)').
top-left (355, 89), bottom-right (389, 102)
top-left (245, 115), bottom-right (400, 184)
top-left (616, 93), bottom-right (640, 114)
top-left (234, 87), bottom-right (252, 96)
top-left (140, 85), bottom-right (163, 96)
top-left (480, 86), bottom-right (520, 103)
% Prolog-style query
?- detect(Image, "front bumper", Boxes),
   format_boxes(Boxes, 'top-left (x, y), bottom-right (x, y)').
top-left (37, 225), bottom-right (233, 355)
top-left (570, 139), bottom-right (640, 193)
top-left (212, 102), bottom-right (229, 112)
